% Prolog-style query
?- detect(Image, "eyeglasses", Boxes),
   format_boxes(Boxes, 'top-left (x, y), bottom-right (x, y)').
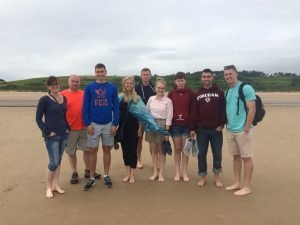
top-left (224, 65), bottom-right (237, 70)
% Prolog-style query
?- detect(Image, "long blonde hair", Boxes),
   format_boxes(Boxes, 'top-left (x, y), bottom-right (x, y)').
top-left (122, 76), bottom-right (139, 104)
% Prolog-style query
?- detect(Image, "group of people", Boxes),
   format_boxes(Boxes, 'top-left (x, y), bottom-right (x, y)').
top-left (36, 64), bottom-right (256, 198)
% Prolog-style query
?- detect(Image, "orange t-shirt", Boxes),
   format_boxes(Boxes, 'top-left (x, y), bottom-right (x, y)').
top-left (60, 89), bottom-right (85, 130)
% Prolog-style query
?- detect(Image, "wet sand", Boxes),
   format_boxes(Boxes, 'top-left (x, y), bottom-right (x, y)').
top-left (0, 93), bottom-right (300, 225)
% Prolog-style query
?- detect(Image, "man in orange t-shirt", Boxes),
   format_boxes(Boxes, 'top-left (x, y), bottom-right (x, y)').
top-left (61, 75), bottom-right (101, 184)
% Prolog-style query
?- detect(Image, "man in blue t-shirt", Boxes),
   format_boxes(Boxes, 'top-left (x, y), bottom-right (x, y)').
top-left (224, 65), bottom-right (256, 196)
top-left (82, 63), bottom-right (119, 190)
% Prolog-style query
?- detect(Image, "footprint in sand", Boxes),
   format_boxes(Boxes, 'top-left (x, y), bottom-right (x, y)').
top-left (3, 184), bottom-right (18, 192)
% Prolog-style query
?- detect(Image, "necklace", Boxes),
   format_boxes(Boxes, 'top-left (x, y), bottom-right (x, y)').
top-left (49, 93), bottom-right (62, 104)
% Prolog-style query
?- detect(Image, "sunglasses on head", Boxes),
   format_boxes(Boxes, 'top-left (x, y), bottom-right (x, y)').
top-left (224, 65), bottom-right (237, 70)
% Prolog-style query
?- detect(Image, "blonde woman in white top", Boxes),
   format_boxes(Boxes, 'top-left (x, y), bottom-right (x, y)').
top-left (145, 78), bottom-right (173, 182)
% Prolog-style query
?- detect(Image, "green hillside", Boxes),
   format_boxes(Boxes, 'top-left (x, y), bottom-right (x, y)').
top-left (1, 71), bottom-right (300, 92)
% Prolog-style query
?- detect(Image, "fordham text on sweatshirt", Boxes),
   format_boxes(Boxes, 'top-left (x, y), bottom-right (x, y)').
top-left (190, 84), bottom-right (226, 131)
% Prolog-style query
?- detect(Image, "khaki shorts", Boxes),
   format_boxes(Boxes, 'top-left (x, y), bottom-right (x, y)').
top-left (226, 129), bottom-right (254, 158)
top-left (65, 130), bottom-right (89, 155)
top-left (145, 119), bottom-right (166, 143)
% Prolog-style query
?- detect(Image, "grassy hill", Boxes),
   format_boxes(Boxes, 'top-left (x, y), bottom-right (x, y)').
top-left (1, 72), bottom-right (300, 92)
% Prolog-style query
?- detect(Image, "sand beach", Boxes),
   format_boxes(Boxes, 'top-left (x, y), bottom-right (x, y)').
top-left (0, 92), bottom-right (299, 225)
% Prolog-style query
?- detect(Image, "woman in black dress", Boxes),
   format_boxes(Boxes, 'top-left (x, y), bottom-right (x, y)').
top-left (118, 77), bottom-right (142, 183)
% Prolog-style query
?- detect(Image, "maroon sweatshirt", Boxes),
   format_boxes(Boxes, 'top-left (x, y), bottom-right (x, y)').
top-left (168, 87), bottom-right (193, 126)
top-left (190, 84), bottom-right (226, 130)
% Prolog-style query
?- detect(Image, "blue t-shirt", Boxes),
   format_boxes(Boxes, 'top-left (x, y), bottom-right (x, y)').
top-left (226, 81), bottom-right (256, 132)
top-left (82, 81), bottom-right (119, 126)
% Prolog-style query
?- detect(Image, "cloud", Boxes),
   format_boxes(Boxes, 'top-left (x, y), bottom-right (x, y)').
top-left (0, 0), bottom-right (300, 81)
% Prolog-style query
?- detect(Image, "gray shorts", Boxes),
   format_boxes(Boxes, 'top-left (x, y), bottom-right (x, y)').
top-left (65, 130), bottom-right (89, 155)
top-left (87, 122), bottom-right (114, 148)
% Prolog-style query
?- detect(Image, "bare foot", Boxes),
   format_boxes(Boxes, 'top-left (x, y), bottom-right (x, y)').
top-left (197, 177), bottom-right (206, 187)
top-left (158, 176), bottom-right (165, 182)
top-left (122, 176), bottom-right (130, 182)
top-left (52, 186), bottom-right (65, 194)
top-left (137, 161), bottom-right (144, 169)
top-left (225, 183), bottom-right (241, 191)
top-left (174, 175), bottom-right (180, 182)
top-left (214, 176), bottom-right (223, 188)
top-left (46, 189), bottom-right (54, 198)
top-left (234, 187), bottom-right (251, 196)
top-left (149, 174), bottom-right (158, 181)
top-left (183, 175), bottom-right (190, 182)
top-left (129, 176), bottom-right (135, 184)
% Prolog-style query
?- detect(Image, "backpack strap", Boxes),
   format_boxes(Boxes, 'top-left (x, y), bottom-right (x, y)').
top-left (237, 82), bottom-right (248, 116)
top-left (225, 89), bottom-right (229, 98)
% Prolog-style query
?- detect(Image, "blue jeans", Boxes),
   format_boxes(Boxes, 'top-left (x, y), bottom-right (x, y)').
top-left (45, 134), bottom-right (68, 171)
top-left (196, 128), bottom-right (223, 176)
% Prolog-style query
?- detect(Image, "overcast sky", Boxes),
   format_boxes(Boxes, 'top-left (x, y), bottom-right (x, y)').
top-left (1, 0), bottom-right (300, 81)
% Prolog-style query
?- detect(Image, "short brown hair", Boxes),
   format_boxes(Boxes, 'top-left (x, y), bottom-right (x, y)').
top-left (201, 68), bottom-right (213, 76)
top-left (141, 68), bottom-right (151, 75)
top-left (95, 63), bottom-right (106, 71)
top-left (175, 71), bottom-right (186, 80)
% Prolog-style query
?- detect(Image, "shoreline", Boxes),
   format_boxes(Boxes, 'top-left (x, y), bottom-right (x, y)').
top-left (1, 91), bottom-right (300, 107)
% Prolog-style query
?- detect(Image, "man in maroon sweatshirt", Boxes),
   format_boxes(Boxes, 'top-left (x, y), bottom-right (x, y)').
top-left (190, 68), bottom-right (226, 188)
